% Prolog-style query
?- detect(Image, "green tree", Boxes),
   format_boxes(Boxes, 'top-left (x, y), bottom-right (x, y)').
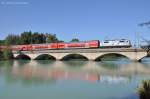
top-left (70, 38), bottom-right (80, 42)
top-left (0, 51), bottom-right (3, 60)
top-left (138, 79), bottom-right (150, 99)
top-left (20, 31), bottom-right (32, 44)
top-left (40, 33), bottom-right (47, 43)
top-left (32, 32), bottom-right (46, 44)
top-left (46, 33), bottom-right (58, 43)
top-left (5, 34), bottom-right (21, 45)
top-left (0, 40), bottom-right (5, 45)
top-left (3, 46), bottom-right (13, 60)
top-left (2, 31), bottom-right (60, 45)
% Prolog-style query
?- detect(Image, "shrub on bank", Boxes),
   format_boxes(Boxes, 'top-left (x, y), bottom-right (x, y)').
top-left (0, 47), bottom-right (13, 60)
top-left (138, 80), bottom-right (150, 99)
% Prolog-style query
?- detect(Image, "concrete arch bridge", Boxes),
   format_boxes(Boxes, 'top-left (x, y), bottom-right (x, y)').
top-left (13, 48), bottom-right (148, 62)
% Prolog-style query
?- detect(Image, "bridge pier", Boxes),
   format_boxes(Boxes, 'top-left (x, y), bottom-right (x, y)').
top-left (130, 59), bottom-right (140, 62)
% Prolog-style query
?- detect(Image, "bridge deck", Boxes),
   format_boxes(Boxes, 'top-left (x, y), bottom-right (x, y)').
top-left (13, 48), bottom-right (145, 54)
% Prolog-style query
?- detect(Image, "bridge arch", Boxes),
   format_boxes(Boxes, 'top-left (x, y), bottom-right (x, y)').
top-left (138, 56), bottom-right (149, 62)
top-left (61, 53), bottom-right (89, 61)
top-left (95, 53), bottom-right (130, 61)
top-left (34, 54), bottom-right (56, 60)
top-left (15, 54), bottom-right (31, 60)
top-left (13, 49), bottom-right (148, 62)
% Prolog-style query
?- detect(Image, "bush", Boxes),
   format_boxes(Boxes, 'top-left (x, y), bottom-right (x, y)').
top-left (138, 80), bottom-right (150, 99)
top-left (3, 47), bottom-right (13, 60)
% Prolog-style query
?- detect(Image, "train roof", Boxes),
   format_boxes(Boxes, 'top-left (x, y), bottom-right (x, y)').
top-left (104, 39), bottom-right (130, 41)
top-left (63, 40), bottom-right (99, 44)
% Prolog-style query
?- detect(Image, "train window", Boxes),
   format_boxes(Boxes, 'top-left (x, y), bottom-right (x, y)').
top-left (104, 41), bottom-right (109, 43)
top-left (120, 41), bottom-right (125, 42)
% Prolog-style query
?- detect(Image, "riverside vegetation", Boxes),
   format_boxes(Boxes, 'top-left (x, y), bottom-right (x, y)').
top-left (138, 80), bottom-right (150, 99)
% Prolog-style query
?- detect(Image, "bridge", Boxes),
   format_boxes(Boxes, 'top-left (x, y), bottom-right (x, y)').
top-left (12, 48), bottom-right (148, 62)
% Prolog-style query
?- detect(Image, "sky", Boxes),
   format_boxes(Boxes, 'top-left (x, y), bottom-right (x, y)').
top-left (0, 0), bottom-right (150, 45)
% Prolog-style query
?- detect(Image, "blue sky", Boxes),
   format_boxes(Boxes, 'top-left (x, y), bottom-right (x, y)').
top-left (0, 0), bottom-right (150, 44)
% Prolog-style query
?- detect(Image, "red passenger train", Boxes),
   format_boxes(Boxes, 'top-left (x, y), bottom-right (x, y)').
top-left (0, 40), bottom-right (100, 51)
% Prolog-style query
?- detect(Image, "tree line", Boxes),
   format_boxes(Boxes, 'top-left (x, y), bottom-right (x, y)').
top-left (0, 31), bottom-right (62, 45)
top-left (0, 31), bottom-right (80, 46)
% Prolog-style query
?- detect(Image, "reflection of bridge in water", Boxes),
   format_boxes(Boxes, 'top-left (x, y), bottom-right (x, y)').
top-left (13, 48), bottom-right (148, 62)
top-left (11, 61), bottom-right (150, 84)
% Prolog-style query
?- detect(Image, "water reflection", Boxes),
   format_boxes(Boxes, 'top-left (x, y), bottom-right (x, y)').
top-left (11, 61), bottom-right (99, 83)
top-left (0, 60), bottom-right (150, 85)
top-left (0, 59), bottom-right (150, 99)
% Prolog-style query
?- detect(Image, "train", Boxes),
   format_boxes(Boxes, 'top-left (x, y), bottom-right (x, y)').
top-left (0, 39), bottom-right (131, 51)
top-left (101, 39), bottom-right (131, 48)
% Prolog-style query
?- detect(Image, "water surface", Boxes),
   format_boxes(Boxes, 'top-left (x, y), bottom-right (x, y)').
top-left (0, 59), bottom-right (150, 99)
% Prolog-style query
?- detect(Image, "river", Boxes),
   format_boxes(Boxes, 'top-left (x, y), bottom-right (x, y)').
top-left (0, 58), bottom-right (150, 99)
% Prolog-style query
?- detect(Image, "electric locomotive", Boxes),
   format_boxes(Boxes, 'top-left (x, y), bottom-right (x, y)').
top-left (100, 39), bottom-right (131, 48)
